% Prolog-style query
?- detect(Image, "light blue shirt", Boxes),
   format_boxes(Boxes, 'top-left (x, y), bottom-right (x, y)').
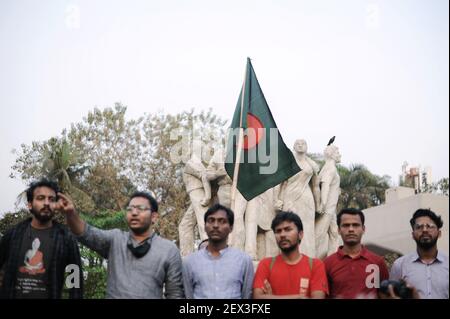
top-left (182, 246), bottom-right (254, 299)
top-left (390, 251), bottom-right (449, 299)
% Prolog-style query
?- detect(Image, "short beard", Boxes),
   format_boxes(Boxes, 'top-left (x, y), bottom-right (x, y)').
top-left (30, 207), bottom-right (54, 223)
top-left (344, 239), bottom-right (360, 247)
top-left (130, 224), bottom-right (151, 236)
top-left (279, 241), bottom-right (299, 254)
top-left (208, 236), bottom-right (227, 245)
top-left (415, 237), bottom-right (438, 250)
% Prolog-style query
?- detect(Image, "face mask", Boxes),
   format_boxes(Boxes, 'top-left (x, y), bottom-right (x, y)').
top-left (127, 233), bottom-right (154, 258)
top-left (127, 241), bottom-right (150, 258)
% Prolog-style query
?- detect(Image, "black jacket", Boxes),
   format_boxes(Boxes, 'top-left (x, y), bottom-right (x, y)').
top-left (0, 218), bottom-right (83, 299)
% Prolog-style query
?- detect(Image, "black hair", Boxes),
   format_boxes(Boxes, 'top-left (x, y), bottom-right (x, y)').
top-left (271, 211), bottom-right (303, 232)
top-left (410, 209), bottom-right (443, 229)
top-left (203, 203), bottom-right (234, 227)
top-left (128, 191), bottom-right (158, 213)
top-left (26, 178), bottom-right (60, 203)
top-left (337, 208), bottom-right (365, 227)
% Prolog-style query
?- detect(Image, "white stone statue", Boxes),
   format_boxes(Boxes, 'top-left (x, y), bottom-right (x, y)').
top-left (315, 143), bottom-right (341, 260)
top-left (204, 146), bottom-right (277, 260)
top-left (244, 187), bottom-right (278, 261)
top-left (204, 146), bottom-right (246, 251)
top-left (205, 147), bottom-right (232, 208)
top-left (179, 155), bottom-right (211, 257)
top-left (275, 139), bottom-right (320, 257)
top-left (178, 204), bottom-right (197, 257)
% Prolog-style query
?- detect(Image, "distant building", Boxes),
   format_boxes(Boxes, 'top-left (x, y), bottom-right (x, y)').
top-left (400, 161), bottom-right (432, 193)
top-left (362, 187), bottom-right (448, 257)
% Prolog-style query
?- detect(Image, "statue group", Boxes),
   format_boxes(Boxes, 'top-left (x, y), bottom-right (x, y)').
top-left (179, 138), bottom-right (342, 261)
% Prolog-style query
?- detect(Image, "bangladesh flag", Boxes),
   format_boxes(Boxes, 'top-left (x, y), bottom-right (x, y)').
top-left (225, 58), bottom-right (301, 201)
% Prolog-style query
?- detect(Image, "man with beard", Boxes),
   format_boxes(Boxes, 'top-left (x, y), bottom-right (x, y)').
top-left (58, 190), bottom-right (184, 299)
top-left (324, 208), bottom-right (389, 298)
top-left (182, 204), bottom-right (254, 298)
top-left (0, 179), bottom-right (83, 299)
top-left (253, 211), bottom-right (328, 299)
top-left (390, 209), bottom-right (448, 299)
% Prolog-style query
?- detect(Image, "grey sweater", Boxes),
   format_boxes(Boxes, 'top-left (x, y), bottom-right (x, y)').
top-left (77, 223), bottom-right (184, 299)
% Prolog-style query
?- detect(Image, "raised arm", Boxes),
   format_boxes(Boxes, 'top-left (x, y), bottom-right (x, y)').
top-left (53, 193), bottom-right (85, 235)
top-left (54, 192), bottom-right (115, 258)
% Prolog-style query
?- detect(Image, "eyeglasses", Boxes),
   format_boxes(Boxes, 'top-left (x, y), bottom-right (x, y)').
top-left (126, 205), bottom-right (151, 213)
top-left (413, 223), bottom-right (437, 231)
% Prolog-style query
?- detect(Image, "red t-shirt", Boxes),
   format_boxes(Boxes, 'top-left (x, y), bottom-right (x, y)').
top-left (324, 246), bottom-right (389, 299)
top-left (253, 254), bottom-right (329, 297)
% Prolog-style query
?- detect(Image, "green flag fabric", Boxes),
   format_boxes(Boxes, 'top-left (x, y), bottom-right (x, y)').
top-left (225, 58), bottom-right (301, 201)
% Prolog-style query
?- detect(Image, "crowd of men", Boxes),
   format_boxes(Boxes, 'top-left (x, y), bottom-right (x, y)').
top-left (0, 179), bottom-right (448, 299)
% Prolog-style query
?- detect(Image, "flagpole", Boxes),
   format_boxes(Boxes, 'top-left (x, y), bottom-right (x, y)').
top-left (230, 59), bottom-right (248, 212)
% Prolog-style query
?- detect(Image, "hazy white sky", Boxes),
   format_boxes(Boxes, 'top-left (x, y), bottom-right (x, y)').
top-left (0, 0), bottom-right (448, 214)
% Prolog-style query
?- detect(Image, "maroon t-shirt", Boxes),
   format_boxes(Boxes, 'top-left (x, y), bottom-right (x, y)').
top-left (324, 246), bottom-right (389, 299)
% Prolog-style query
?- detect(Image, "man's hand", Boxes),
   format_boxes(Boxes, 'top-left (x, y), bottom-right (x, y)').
top-left (262, 279), bottom-right (273, 295)
top-left (52, 193), bottom-right (85, 235)
top-left (51, 193), bottom-right (76, 215)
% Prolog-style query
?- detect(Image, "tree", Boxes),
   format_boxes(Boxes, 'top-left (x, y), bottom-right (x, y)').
top-left (0, 210), bottom-right (29, 234)
top-left (141, 109), bottom-right (226, 241)
top-left (309, 154), bottom-right (391, 211)
top-left (10, 104), bottom-right (227, 243)
top-left (11, 137), bottom-right (95, 214)
top-left (422, 177), bottom-right (449, 196)
top-left (338, 164), bottom-right (391, 211)
top-left (11, 104), bottom-right (144, 213)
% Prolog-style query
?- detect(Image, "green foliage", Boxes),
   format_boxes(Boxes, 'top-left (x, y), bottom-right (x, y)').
top-left (0, 210), bottom-right (29, 234)
top-left (79, 210), bottom-right (127, 299)
top-left (80, 245), bottom-right (108, 299)
top-left (81, 211), bottom-right (127, 230)
top-left (310, 153), bottom-right (391, 211)
top-left (338, 164), bottom-right (391, 211)
top-left (421, 177), bottom-right (449, 196)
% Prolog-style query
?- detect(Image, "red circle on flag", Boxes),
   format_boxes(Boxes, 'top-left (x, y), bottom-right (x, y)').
top-left (243, 113), bottom-right (264, 150)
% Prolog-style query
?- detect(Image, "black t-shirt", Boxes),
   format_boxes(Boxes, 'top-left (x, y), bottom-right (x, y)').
top-left (14, 226), bottom-right (53, 299)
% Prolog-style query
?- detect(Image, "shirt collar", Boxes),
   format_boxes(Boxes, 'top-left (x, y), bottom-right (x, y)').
top-left (412, 250), bottom-right (445, 264)
top-left (337, 245), bottom-right (369, 260)
top-left (411, 251), bottom-right (421, 262)
top-left (436, 251), bottom-right (446, 262)
top-left (204, 246), bottom-right (230, 258)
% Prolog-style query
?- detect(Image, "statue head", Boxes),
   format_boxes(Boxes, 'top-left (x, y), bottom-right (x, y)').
top-left (324, 144), bottom-right (341, 163)
top-left (293, 139), bottom-right (307, 154)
